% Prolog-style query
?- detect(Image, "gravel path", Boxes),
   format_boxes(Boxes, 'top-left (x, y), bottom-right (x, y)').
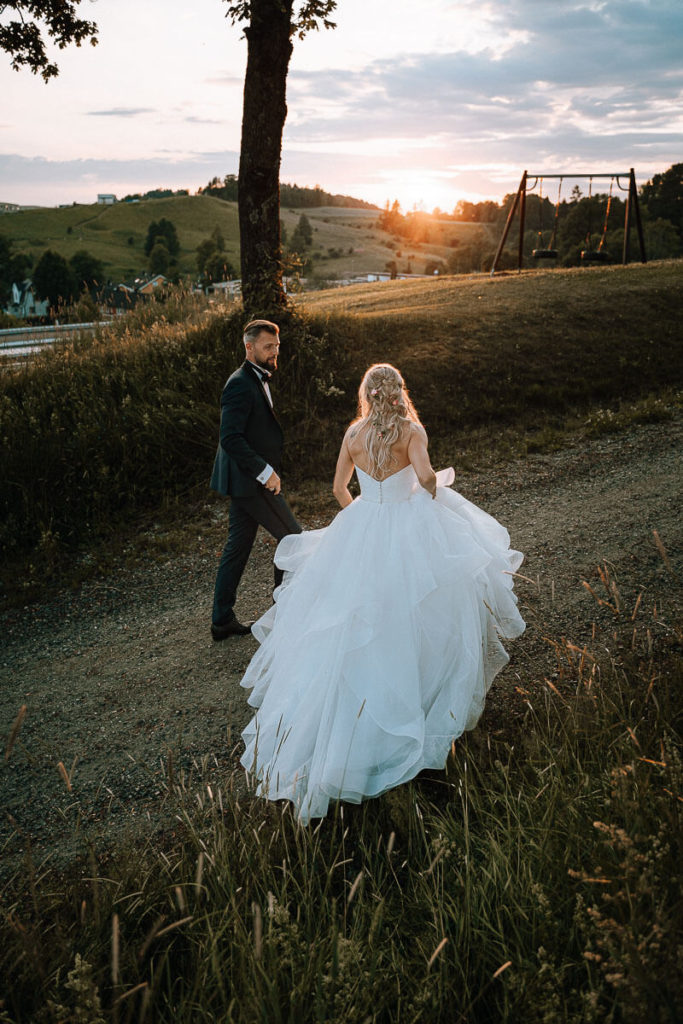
top-left (1, 416), bottom-right (681, 875)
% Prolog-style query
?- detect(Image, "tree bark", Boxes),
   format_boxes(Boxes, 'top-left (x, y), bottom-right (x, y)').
top-left (238, 0), bottom-right (294, 314)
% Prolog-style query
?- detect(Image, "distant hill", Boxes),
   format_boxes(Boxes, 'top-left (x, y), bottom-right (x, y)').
top-left (0, 193), bottom-right (493, 285)
top-left (0, 195), bottom-right (241, 284)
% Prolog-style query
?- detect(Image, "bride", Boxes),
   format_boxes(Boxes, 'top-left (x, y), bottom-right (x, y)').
top-left (240, 363), bottom-right (526, 823)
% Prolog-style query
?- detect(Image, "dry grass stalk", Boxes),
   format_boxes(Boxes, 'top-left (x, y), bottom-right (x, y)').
top-left (509, 571), bottom-right (536, 585)
top-left (155, 916), bottom-right (193, 938)
top-left (252, 902), bottom-right (263, 960)
top-left (137, 916), bottom-right (167, 961)
top-left (544, 677), bottom-right (568, 702)
top-left (424, 847), bottom-right (447, 876)
top-left (582, 579), bottom-right (619, 614)
top-left (638, 756), bottom-right (667, 767)
top-left (631, 592), bottom-right (643, 621)
top-left (427, 937), bottom-right (448, 969)
top-left (114, 981), bottom-right (148, 1006)
top-left (347, 870), bottom-right (364, 906)
top-left (625, 726), bottom-right (641, 750)
top-left (492, 960), bottom-right (512, 979)
top-left (5, 704), bottom-right (27, 761)
top-left (194, 851), bottom-right (204, 897)
top-left (652, 529), bottom-right (672, 571)
top-left (111, 912), bottom-right (120, 986)
top-left (57, 761), bottom-right (72, 791)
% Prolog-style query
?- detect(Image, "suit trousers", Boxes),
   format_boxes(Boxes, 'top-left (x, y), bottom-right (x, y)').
top-left (212, 489), bottom-right (302, 626)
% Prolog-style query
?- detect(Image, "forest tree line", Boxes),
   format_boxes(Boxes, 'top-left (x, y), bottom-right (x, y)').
top-left (198, 175), bottom-right (378, 211)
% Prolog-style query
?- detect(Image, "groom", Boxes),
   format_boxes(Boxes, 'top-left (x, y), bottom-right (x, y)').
top-left (210, 319), bottom-right (302, 640)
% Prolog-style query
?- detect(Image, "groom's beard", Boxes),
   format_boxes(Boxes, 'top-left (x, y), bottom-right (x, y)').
top-left (256, 357), bottom-right (277, 372)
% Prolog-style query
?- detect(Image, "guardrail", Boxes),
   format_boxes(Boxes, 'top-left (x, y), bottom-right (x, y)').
top-left (0, 322), bottom-right (101, 361)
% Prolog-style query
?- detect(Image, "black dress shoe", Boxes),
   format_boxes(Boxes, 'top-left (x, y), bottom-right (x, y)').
top-left (211, 618), bottom-right (254, 640)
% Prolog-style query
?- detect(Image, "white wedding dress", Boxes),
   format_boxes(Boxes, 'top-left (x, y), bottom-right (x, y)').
top-left (240, 466), bottom-right (525, 823)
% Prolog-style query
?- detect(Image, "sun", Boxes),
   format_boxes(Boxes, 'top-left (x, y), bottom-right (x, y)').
top-left (364, 168), bottom-right (484, 217)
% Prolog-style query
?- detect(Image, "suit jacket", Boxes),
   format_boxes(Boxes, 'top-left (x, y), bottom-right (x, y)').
top-left (210, 362), bottom-right (284, 497)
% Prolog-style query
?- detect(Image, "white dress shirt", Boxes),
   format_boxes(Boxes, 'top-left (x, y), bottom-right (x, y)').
top-left (247, 361), bottom-right (275, 485)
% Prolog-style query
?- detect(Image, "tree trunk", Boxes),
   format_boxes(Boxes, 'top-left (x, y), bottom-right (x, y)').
top-left (238, 0), bottom-right (293, 314)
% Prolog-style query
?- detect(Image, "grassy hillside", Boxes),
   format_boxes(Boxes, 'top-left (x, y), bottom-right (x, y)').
top-left (296, 260), bottom-right (683, 465)
top-left (281, 206), bottom-right (492, 281)
top-left (0, 196), bottom-right (492, 284)
top-left (0, 195), bottom-right (240, 282)
top-left (297, 258), bottom-right (678, 318)
top-left (1, 260), bottom-right (681, 579)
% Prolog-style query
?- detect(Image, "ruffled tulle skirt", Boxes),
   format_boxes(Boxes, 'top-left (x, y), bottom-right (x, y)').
top-left (240, 469), bottom-right (525, 822)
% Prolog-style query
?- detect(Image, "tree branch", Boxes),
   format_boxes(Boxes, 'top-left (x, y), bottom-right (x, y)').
top-left (0, 1), bottom-right (98, 80)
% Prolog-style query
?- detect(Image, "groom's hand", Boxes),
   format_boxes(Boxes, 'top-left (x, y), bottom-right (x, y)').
top-left (264, 471), bottom-right (281, 495)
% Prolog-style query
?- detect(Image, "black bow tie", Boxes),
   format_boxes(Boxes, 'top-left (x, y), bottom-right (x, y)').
top-left (254, 367), bottom-right (271, 383)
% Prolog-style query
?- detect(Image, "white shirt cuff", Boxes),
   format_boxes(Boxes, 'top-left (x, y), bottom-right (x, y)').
top-left (257, 464), bottom-right (274, 485)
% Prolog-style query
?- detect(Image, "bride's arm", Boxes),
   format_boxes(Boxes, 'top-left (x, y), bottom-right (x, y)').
top-left (332, 432), bottom-right (355, 508)
top-left (408, 424), bottom-right (437, 498)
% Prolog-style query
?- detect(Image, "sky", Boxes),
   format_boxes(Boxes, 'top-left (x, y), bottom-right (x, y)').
top-left (1, 0), bottom-right (682, 211)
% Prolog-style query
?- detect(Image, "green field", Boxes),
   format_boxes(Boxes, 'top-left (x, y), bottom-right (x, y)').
top-left (0, 195), bottom-right (493, 284)
top-left (0, 195), bottom-right (241, 283)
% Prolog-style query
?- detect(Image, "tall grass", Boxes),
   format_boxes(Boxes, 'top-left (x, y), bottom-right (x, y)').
top-left (1, 580), bottom-right (680, 1022)
top-left (0, 294), bottom-right (350, 565)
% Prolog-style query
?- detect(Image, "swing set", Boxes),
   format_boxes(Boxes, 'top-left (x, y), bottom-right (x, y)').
top-left (490, 168), bottom-right (647, 276)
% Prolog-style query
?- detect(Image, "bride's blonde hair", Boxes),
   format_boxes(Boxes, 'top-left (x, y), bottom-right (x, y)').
top-left (355, 363), bottom-right (421, 476)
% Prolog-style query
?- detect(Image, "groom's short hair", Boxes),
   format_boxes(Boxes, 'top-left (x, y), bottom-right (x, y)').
top-left (243, 319), bottom-right (279, 345)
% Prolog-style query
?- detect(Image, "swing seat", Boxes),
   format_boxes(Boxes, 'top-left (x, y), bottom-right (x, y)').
top-left (532, 248), bottom-right (558, 260)
top-left (581, 249), bottom-right (610, 263)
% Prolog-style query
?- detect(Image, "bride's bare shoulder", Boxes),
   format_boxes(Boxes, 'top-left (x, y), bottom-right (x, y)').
top-left (407, 420), bottom-right (428, 442)
top-left (346, 418), bottom-right (366, 442)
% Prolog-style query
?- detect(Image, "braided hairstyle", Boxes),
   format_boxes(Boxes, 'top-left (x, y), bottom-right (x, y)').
top-left (355, 363), bottom-right (421, 477)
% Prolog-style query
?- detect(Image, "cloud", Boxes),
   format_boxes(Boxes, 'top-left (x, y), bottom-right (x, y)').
top-left (289, 3), bottom-right (681, 118)
top-left (86, 107), bottom-right (156, 118)
top-left (279, 0), bottom-right (683, 199)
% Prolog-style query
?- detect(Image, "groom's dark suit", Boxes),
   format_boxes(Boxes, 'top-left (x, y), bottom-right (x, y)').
top-left (210, 361), bottom-right (301, 628)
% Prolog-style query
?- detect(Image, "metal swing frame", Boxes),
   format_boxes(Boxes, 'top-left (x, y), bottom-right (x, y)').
top-left (490, 168), bottom-right (647, 276)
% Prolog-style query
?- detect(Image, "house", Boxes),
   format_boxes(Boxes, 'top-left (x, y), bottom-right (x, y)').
top-left (136, 274), bottom-right (168, 295)
top-left (117, 274), bottom-right (168, 295)
top-left (5, 280), bottom-right (49, 318)
top-left (205, 278), bottom-right (242, 298)
top-left (97, 194), bottom-right (117, 205)
top-left (99, 275), bottom-right (168, 315)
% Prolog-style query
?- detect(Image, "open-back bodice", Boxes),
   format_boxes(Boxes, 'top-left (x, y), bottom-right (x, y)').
top-left (355, 464), bottom-right (416, 504)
